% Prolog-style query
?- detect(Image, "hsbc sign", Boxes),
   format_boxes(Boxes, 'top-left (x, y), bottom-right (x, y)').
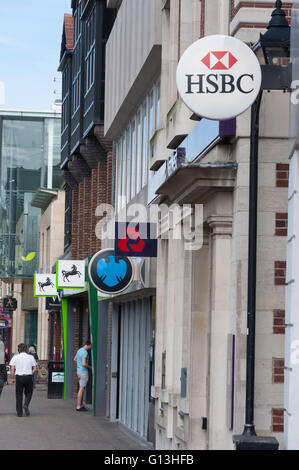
top-left (176, 35), bottom-right (262, 120)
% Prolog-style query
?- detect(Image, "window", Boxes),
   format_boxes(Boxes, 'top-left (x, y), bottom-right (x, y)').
top-left (62, 64), bottom-right (70, 133)
top-left (136, 110), bottom-right (142, 194)
top-left (149, 90), bottom-right (154, 140)
top-left (142, 100), bottom-right (148, 188)
top-left (117, 140), bottom-right (122, 211)
top-left (131, 120), bottom-right (136, 200)
top-left (85, 7), bottom-right (96, 93)
top-left (72, 46), bottom-right (81, 114)
top-left (121, 134), bottom-right (126, 207)
top-left (72, 3), bottom-right (82, 115)
top-left (126, 127), bottom-right (131, 199)
top-left (156, 80), bottom-right (161, 131)
top-left (114, 77), bottom-right (161, 209)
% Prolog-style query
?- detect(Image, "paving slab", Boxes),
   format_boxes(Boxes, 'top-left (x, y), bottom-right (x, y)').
top-left (0, 384), bottom-right (151, 450)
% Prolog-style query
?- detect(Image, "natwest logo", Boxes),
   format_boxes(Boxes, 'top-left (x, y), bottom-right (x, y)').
top-left (176, 35), bottom-right (262, 121)
top-left (201, 51), bottom-right (238, 70)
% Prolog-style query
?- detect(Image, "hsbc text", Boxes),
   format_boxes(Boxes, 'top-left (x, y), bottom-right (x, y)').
top-left (185, 73), bottom-right (254, 94)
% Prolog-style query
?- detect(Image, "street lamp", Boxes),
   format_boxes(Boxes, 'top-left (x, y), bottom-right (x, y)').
top-left (252, 0), bottom-right (290, 66)
top-left (233, 0), bottom-right (291, 450)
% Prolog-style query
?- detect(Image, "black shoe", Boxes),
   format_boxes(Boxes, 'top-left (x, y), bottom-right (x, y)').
top-left (76, 407), bottom-right (88, 412)
top-left (23, 404), bottom-right (30, 416)
top-left (17, 413), bottom-right (23, 417)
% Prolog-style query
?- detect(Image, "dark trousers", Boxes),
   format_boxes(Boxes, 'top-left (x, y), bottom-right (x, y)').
top-left (15, 375), bottom-right (33, 415)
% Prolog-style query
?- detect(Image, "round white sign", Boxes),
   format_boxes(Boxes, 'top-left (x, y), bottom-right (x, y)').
top-left (176, 35), bottom-right (262, 121)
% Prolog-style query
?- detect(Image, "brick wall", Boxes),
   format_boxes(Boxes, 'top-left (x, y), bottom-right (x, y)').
top-left (273, 309), bottom-right (286, 335)
top-left (274, 261), bottom-right (286, 286)
top-left (272, 408), bottom-right (284, 433)
top-left (275, 212), bottom-right (288, 236)
top-left (71, 152), bottom-right (113, 260)
top-left (71, 187), bottom-right (79, 258)
top-left (276, 163), bottom-right (289, 188)
top-left (272, 358), bottom-right (284, 384)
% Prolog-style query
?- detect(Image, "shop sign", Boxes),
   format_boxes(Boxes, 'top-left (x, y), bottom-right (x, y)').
top-left (56, 260), bottom-right (85, 289)
top-left (45, 297), bottom-right (61, 311)
top-left (88, 249), bottom-right (134, 295)
top-left (176, 34), bottom-right (262, 120)
top-left (0, 315), bottom-right (11, 328)
top-left (51, 372), bottom-right (64, 383)
top-left (34, 274), bottom-right (58, 298)
top-left (115, 223), bottom-right (157, 258)
top-left (166, 148), bottom-right (186, 178)
top-left (0, 313), bottom-right (11, 320)
top-left (3, 296), bottom-right (17, 310)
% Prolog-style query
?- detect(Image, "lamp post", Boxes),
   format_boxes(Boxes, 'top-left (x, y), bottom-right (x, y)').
top-left (233, 0), bottom-right (291, 450)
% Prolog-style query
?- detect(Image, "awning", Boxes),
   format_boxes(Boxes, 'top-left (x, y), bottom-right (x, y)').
top-left (156, 162), bottom-right (237, 205)
top-left (31, 189), bottom-right (58, 210)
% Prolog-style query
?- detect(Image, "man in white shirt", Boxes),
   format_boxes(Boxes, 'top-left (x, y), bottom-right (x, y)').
top-left (9, 343), bottom-right (37, 417)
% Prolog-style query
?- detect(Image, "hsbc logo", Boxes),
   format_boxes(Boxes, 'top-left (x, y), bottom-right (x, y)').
top-left (176, 35), bottom-right (262, 120)
top-left (201, 51), bottom-right (238, 70)
top-left (186, 50), bottom-right (253, 95)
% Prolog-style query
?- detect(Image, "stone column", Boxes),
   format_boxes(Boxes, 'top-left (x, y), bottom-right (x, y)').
top-left (206, 215), bottom-right (233, 449)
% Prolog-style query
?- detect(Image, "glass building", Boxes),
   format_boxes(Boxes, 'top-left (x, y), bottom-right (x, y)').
top-left (0, 110), bottom-right (62, 279)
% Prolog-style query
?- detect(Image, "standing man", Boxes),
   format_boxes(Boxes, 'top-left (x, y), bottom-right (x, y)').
top-left (9, 343), bottom-right (37, 417)
top-left (74, 340), bottom-right (92, 411)
top-left (0, 339), bottom-right (8, 399)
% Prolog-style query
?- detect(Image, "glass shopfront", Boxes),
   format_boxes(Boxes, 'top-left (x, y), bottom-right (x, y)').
top-left (0, 113), bottom-right (61, 278)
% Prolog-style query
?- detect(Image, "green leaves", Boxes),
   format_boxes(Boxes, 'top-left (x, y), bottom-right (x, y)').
top-left (21, 252), bottom-right (36, 262)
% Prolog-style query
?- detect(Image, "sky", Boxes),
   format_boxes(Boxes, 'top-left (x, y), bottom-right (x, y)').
top-left (0, 0), bottom-right (71, 111)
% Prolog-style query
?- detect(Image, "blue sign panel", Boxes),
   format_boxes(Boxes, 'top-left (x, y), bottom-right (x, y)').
top-left (88, 249), bottom-right (134, 295)
top-left (115, 223), bottom-right (157, 258)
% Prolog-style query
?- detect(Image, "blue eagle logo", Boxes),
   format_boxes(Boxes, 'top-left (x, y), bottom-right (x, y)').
top-left (97, 255), bottom-right (128, 287)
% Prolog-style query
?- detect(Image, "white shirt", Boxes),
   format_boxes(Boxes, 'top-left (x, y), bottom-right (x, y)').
top-left (9, 353), bottom-right (37, 376)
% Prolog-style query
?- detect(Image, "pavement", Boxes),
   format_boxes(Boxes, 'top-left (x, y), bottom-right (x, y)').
top-left (0, 383), bottom-right (151, 450)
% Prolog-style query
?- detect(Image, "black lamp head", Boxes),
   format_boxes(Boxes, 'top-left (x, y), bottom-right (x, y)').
top-left (252, 1), bottom-right (290, 65)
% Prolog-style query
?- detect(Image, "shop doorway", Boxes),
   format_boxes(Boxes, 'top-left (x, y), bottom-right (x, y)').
top-left (77, 298), bottom-right (92, 405)
top-left (116, 297), bottom-right (155, 443)
top-left (24, 311), bottom-right (37, 349)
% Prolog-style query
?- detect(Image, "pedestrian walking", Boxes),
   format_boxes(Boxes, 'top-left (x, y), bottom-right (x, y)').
top-left (9, 343), bottom-right (37, 417)
top-left (0, 340), bottom-right (8, 399)
top-left (29, 345), bottom-right (39, 388)
top-left (74, 340), bottom-right (92, 412)
top-left (29, 345), bottom-right (39, 362)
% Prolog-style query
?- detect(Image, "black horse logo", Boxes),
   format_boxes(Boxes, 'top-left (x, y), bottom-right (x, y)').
top-left (61, 264), bottom-right (82, 282)
top-left (38, 277), bottom-right (54, 292)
